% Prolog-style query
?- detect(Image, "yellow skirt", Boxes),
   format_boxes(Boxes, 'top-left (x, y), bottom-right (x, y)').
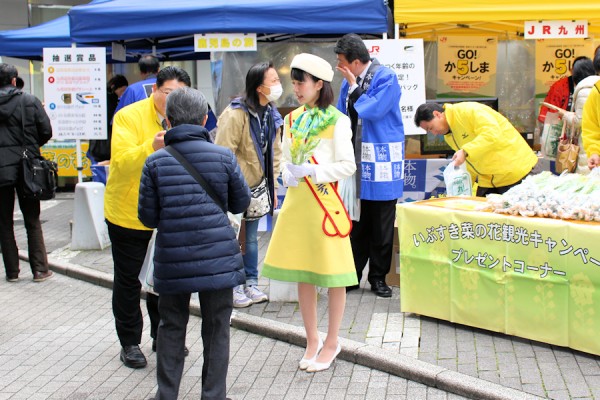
top-left (262, 180), bottom-right (358, 288)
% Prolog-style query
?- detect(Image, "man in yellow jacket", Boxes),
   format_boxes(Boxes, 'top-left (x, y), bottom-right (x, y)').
top-left (582, 81), bottom-right (600, 169)
top-left (414, 102), bottom-right (537, 197)
top-left (104, 66), bottom-right (190, 369)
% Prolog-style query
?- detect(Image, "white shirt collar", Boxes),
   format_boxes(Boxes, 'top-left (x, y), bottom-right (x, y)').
top-left (358, 61), bottom-right (372, 82)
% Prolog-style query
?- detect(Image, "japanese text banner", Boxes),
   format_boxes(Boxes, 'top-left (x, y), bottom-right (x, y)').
top-left (534, 39), bottom-right (594, 96)
top-left (437, 36), bottom-right (497, 97)
top-left (398, 198), bottom-right (600, 356)
top-left (363, 39), bottom-right (426, 135)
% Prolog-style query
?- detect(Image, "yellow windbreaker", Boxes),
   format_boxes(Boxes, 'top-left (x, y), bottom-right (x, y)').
top-left (443, 102), bottom-right (537, 189)
top-left (582, 82), bottom-right (600, 158)
top-left (104, 95), bottom-right (162, 230)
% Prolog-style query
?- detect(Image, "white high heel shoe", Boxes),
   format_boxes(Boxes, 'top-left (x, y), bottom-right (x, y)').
top-left (306, 343), bottom-right (341, 373)
top-left (299, 339), bottom-right (324, 370)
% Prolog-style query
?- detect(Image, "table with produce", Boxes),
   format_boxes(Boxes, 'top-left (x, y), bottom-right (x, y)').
top-left (397, 171), bottom-right (600, 356)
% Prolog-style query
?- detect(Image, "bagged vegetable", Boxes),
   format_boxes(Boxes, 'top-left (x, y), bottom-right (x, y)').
top-left (540, 111), bottom-right (563, 160)
top-left (444, 160), bottom-right (472, 196)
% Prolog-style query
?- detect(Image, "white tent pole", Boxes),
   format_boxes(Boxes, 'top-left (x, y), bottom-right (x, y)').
top-left (72, 42), bottom-right (83, 183)
top-left (395, 23), bottom-right (399, 40)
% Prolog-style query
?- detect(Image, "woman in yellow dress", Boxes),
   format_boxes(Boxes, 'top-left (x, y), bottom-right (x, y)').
top-left (262, 53), bottom-right (357, 372)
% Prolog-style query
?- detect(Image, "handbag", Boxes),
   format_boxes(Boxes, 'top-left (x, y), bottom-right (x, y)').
top-left (20, 149), bottom-right (58, 200)
top-left (556, 118), bottom-right (580, 174)
top-left (165, 145), bottom-right (245, 254)
top-left (245, 177), bottom-right (271, 221)
top-left (16, 94), bottom-right (58, 200)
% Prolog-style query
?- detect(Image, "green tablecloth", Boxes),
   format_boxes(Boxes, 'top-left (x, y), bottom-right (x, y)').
top-left (398, 198), bottom-right (600, 356)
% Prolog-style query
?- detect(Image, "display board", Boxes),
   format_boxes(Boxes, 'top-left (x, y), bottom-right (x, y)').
top-left (437, 36), bottom-right (497, 97)
top-left (43, 47), bottom-right (107, 140)
top-left (41, 142), bottom-right (92, 177)
top-left (364, 39), bottom-right (426, 136)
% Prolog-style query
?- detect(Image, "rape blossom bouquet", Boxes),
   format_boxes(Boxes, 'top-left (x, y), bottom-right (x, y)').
top-left (289, 133), bottom-right (321, 166)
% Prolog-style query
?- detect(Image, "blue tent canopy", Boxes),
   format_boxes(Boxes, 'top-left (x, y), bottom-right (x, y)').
top-left (0, 0), bottom-right (116, 59)
top-left (0, 14), bottom-right (208, 61)
top-left (68, 0), bottom-right (388, 44)
top-left (0, 16), bottom-right (72, 59)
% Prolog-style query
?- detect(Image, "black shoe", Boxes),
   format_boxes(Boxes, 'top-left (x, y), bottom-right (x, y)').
top-left (33, 270), bottom-right (53, 282)
top-left (371, 281), bottom-right (392, 298)
top-left (346, 284), bottom-right (360, 293)
top-left (120, 345), bottom-right (147, 368)
top-left (152, 339), bottom-right (189, 357)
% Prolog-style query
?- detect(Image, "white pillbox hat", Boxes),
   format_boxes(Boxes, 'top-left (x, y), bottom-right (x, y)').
top-left (290, 53), bottom-right (334, 82)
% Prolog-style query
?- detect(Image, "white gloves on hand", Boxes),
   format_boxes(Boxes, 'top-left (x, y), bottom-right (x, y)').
top-left (282, 167), bottom-right (298, 187)
top-left (286, 163), bottom-right (316, 179)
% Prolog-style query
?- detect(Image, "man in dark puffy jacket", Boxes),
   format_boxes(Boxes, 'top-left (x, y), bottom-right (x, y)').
top-left (0, 63), bottom-right (53, 283)
top-left (139, 87), bottom-right (250, 400)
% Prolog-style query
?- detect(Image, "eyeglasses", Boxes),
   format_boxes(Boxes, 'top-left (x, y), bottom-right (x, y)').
top-left (157, 87), bottom-right (173, 96)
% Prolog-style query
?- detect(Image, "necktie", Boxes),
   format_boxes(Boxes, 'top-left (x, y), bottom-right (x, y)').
top-left (161, 119), bottom-right (168, 130)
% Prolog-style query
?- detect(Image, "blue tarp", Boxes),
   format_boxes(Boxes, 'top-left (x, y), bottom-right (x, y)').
top-left (1, 0), bottom-right (386, 59)
top-left (0, 0), bottom-right (115, 59)
top-left (0, 16), bottom-right (72, 59)
top-left (0, 13), bottom-right (207, 61)
top-left (68, 0), bottom-right (388, 44)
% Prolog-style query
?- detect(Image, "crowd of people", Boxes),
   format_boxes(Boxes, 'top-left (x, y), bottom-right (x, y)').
top-left (112, 34), bottom-right (403, 398)
top-left (4, 33), bottom-right (600, 400)
top-left (0, 34), bottom-right (404, 399)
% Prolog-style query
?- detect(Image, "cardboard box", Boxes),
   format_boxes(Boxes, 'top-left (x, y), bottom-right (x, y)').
top-left (385, 222), bottom-right (400, 287)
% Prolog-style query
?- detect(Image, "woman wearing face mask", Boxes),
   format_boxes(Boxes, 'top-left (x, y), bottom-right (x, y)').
top-left (215, 61), bottom-right (283, 308)
top-left (262, 53), bottom-right (357, 372)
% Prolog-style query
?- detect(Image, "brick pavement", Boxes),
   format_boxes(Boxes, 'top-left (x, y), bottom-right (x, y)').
top-left (0, 262), bottom-right (466, 400)
top-left (10, 192), bottom-right (600, 399)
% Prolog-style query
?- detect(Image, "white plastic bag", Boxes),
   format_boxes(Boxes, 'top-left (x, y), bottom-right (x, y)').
top-left (443, 160), bottom-right (472, 196)
top-left (540, 112), bottom-right (563, 160)
top-left (339, 175), bottom-right (360, 221)
top-left (139, 230), bottom-right (157, 295)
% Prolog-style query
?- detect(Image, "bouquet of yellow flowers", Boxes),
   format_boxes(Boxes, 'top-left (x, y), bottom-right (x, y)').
top-left (289, 134), bottom-right (320, 166)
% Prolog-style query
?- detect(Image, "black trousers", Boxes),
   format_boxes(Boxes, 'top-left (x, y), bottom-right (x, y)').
top-left (106, 220), bottom-right (159, 346)
top-left (0, 185), bottom-right (49, 278)
top-left (156, 288), bottom-right (233, 400)
top-left (350, 199), bottom-right (397, 285)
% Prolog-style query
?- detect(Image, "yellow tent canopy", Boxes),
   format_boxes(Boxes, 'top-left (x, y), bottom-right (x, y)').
top-left (394, 0), bottom-right (600, 39)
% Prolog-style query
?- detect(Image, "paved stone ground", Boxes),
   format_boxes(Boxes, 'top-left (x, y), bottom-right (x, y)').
top-left (10, 191), bottom-right (600, 399)
top-left (0, 261), bottom-right (465, 400)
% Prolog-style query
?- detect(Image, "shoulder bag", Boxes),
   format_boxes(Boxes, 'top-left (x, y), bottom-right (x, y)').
top-left (245, 108), bottom-right (272, 221)
top-left (165, 145), bottom-right (245, 254)
top-left (246, 177), bottom-right (271, 221)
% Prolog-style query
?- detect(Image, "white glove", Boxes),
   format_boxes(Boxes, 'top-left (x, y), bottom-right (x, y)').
top-left (282, 167), bottom-right (298, 187)
top-left (286, 163), bottom-right (316, 179)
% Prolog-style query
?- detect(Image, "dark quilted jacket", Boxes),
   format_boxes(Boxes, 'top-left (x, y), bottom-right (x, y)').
top-left (0, 86), bottom-right (52, 187)
top-left (138, 124), bottom-right (251, 294)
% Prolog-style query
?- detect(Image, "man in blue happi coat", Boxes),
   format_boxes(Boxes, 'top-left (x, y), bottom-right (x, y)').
top-left (335, 33), bottom-right (404, 298)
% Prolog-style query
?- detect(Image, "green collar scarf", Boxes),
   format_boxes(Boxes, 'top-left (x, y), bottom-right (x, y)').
top-left (290, 105), bottom-right (339, 140)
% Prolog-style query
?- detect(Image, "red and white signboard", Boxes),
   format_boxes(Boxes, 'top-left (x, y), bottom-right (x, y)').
top-left (525, 20), bottom-right (588, 39)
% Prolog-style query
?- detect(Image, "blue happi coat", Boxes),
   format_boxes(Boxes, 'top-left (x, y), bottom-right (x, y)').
top-left (337, 62), bottom-right (405, 201)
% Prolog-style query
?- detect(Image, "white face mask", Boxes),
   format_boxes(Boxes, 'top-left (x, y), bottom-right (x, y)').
top-left (263, 83), bottom-right (283, 102)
